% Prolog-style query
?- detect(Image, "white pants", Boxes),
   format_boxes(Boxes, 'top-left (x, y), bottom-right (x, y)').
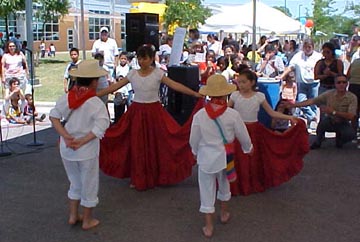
top-left (198, 168), bottom-right (231, 214)
top-left (62, 157), bottom-right (99, 208)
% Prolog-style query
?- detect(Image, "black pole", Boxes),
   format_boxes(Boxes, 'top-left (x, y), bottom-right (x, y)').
top-left (25, 48), bottom-right (44, 147)
top-left (0, 118), bottom-right (12, 157)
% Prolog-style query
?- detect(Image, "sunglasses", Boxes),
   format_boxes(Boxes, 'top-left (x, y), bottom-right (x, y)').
top-left (336, 81), bottom-right (347, 84)
top-left (9, 45), bottom-right (16, 47)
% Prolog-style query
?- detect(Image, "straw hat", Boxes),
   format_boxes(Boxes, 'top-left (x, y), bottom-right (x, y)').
top-left (199, 74), bottom-right (236, 97)
top-left (69, 60), bottom-right (108, 78)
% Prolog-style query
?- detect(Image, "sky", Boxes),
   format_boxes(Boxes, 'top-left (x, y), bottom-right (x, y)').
top-left (202, 0), bottom-right (347, 19)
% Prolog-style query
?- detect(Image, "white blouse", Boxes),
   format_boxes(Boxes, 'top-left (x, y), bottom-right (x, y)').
top-left (127, 68), bottom-right (165, 103)
top-left (230, 91), bottom-right (266, 122)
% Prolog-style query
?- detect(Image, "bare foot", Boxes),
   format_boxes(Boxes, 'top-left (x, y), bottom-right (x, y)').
top-left (82, 218), bottom-right (100, 230)
top-left (220, 211), bottom-right (231, 224)
top-left (202, 226), bottom-right (213, 238)
top-left (68, 214), bottom-right (83, 225)
top-left (129, 184), bottom-right (135, 189)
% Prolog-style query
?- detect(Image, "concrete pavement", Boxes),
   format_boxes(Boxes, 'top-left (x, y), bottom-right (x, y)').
top-left (0, 106), bottom-right (360, 242)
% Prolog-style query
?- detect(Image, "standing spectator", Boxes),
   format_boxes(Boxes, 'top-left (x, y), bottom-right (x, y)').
top-left (91, 26), bottom-right (119, 81)
top-left (314, 42), bottom-right (344, 95)
top-left (1, 41), bottom-right (29, 94)
top-left (63, 47), bottom-right (81, 93)
top-left (49, 43), bottom-right (56, 57)
top-left (49, 60), bottom-right (110, 230)
top-left (190, 74), bottom-right (253, 238)
top-left (292, 75), bottom-right (357, 149)
top-left (39, 40), bottom-right (46, 58)
top-left (14, 34), bottom-right (22, 51)
top-left (187, 28), bottom-right (200, 46)
top-left (207, 34), bottom-right (222, 60)
top-left (94, 52), bottom-right (111, 105)
top-left (347, 57), bottom-right (360, 147)
top-left (278, 38), bottom-right (322, 126)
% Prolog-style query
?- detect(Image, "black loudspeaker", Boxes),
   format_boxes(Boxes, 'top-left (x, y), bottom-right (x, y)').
top-left (166, 66), bottom-right (200, 125)
top-left (126, 13), bottom-right (159, 52)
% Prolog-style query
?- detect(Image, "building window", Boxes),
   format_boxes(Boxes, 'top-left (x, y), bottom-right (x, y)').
top-left (0, 14), bottom-right (17, 38)
top-left (33, 17), bottom-right (59, 41)
top-left (88, 10), bottom-right (110, 40)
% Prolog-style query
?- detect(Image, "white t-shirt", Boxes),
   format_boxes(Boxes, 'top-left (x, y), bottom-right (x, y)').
top-left (91, 38), bottom-right (119, 68)
top-left (288, 50), bottom-right (322, 84)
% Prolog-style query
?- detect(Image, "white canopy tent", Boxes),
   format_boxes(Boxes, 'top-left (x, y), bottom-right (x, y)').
top-left (200, 1), bottom-right (302, 34)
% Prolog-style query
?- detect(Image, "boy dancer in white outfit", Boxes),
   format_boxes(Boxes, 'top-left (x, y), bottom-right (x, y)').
top-left (50, 60), bottom-right (110, 230)
top-left (190, 74), bottom-right (253, 238)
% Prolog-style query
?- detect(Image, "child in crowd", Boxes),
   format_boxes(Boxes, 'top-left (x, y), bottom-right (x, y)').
top-left (23, 93), bottom-right (46, 123)
top-left (49, 60), bottom-right (110, 230)
top-left (271, 99), bottom-right (293, 133)
top-left (3, 77), bottom-right (27, 124)
top-left (114, 52), bottom-right (132, 122)
top-left (97, 45), bottom-right (202, 191)
top-left (198, 50), bottom-right (217, 86)
top-left (281, 71), bottom-right (297, 104)
top-left (63, 48), bottom-right (81, 93)
top-left (228, 69), bottom-right (308, 196)
top-left (190, 74), bottom-right (253, 238)
top-left (94, 52), bottom-right (111, 105)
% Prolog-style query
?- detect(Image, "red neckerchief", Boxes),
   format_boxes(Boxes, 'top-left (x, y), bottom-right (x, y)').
top-left (205, 98), bottom-right (227, 119)
top-left (68, 86), bottom-right (96, 109)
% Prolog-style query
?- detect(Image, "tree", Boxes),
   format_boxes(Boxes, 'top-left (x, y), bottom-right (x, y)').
top-left (312, 0), bottom-right (337, 36)
top-left (273, 6), bottom-right (292, 17)
top-left (34, 0), bottom-right (70, 41)
top-left (163, 0), bottom-right (211, 31)
top-left (0, 0), bottom-right (25, 40)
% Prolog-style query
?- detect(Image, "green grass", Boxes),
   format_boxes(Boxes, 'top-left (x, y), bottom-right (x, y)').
top-left (33, 52), bottom-right (92, 102)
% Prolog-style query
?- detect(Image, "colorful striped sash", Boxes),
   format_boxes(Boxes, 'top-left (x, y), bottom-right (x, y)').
top-left (213, 118), bottom-right (236, 182)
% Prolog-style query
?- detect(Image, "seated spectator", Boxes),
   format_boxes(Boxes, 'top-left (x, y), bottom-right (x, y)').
top-left (291, 75), bottom-right (358, 149)
top-left (23, 93), bottom-right (46, 123)
top-left (271, 99), bottom-right (293, 133)
top-left (3, 78), bottom-right (26, 124)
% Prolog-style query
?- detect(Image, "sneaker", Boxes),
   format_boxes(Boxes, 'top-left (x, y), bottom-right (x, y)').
top-left (309, 120), bottom-right (317, 130)
top-left (40, 114), bottom-right (46, 121)
top-left (310, 142), bottom-right (321, 150)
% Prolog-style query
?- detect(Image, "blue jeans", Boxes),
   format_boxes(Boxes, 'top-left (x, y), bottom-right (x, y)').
top-left (297, 82), bottom-right (319, 122)
top-left (314, 116), bottom-right (356, 146)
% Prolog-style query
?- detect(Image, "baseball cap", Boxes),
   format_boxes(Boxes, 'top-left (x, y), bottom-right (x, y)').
top-left (268, 36), bottom-right (279, 43)
top-left (100, 26), bottom-right (109, 33)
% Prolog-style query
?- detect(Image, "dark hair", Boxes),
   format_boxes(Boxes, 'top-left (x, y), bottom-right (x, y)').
top-left (69, 47), bottom-right (79, 54)
top-left (76, 77), bottom-right (96, 87)
top-left (265, 44), bottom-right (276, 53)
top-left (5, 41), bottom-right (20, 54)
top-left (274, 99), bottom-right (292, 115)
top-left (238, 69), bottom-right (258, 90)
top-left (9, 77), bottom-right (20, 86)
top-left (94, 52), bottom-right (104, 60)
top-left (137, 45), bottom-right (156, 66)
top-left (189, 28), bottom-right (200, 39)
top-left (322, 42), bottom-right (336, 56)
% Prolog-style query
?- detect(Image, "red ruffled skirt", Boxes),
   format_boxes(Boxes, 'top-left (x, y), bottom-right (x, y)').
top-left (100, 100), bottom-right (203, 191)
top-left (230, 120), bottom-right (309, 196)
